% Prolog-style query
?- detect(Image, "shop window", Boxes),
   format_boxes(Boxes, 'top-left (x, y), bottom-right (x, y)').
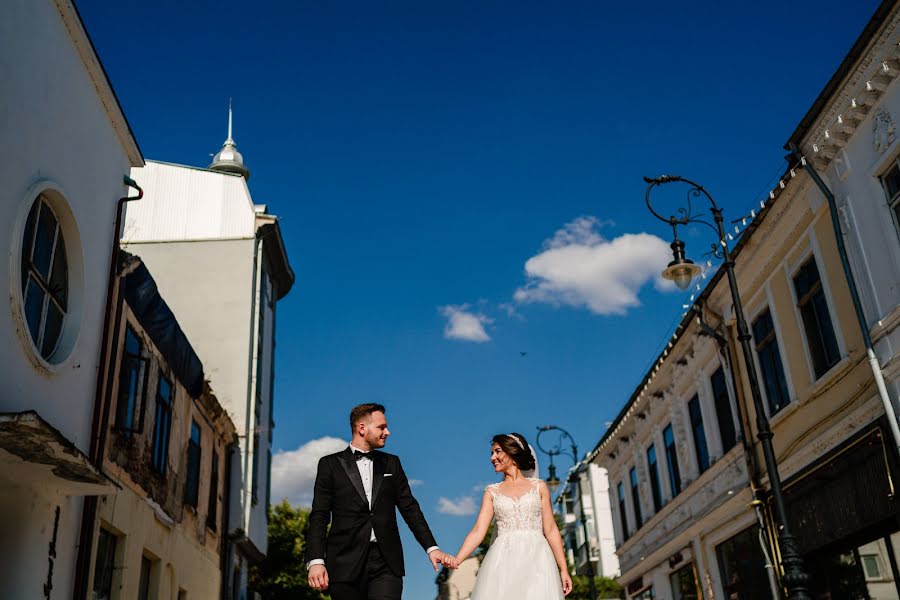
top-left (151, 374), bottom-right (173, 474)
top-left (184, 421), bottom-right (201, 507)
top-left (793, 257), bottom-right (840, 378)
top-left (688, 394), bottom-right (710, 472)
top-left (115, 326), bottom-right (148, 435)
top-left (207, 451), bottom-right (219, 531)
top-left (752, 308), bottom-right (791, 415)
top-left (629, 466), bottom-right (643, 528)
top-left (646, 444), bottom-right (663, 512)
top-left (20, 195), bottom-right (68, 360)
top-left (715, 526), bottom-right (770, 600)
top-left (663, 424), bottom-right (681, 496)
top-left (670, 563), bottom-right (699, 600)
top-left (617, 481), bottom-right (629, 539)
top-left (92, 528), bottom-right (118, 600)
top-left (879, 158), bottom-right (900, 237)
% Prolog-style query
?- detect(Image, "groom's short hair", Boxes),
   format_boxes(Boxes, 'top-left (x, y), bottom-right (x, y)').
top-left (350, 403), bottom-right (386, 430)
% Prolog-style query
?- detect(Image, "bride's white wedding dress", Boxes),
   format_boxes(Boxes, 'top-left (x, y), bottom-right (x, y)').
top-left (470, 478), bottom-right (565, 600)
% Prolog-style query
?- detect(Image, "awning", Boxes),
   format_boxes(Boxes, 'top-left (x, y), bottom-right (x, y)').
top-left (0, 411), bottom-right (115, 496)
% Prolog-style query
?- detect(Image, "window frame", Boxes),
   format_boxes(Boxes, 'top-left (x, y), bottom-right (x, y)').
top-left (708, 367), bottom-right (737, 454)
top-left (878, 157), bottom-right (900, 240)
top-left (184, 420), bottom-right (202, 508)
top-left (114, 324), bottom-right (149, 436)
top-left (617, 481), bottom-right (629, 540)
top-left (751, 306), bottom-right (792, 417)
top-left (646, 444), bottom-right (663, 513)
top-left (20, 194), bottom-right (68, 361)
top-left (663, 424), bottom-right (682, 497)
top-left (151, 373), bottom-right (174, 475)
top-left (92, 528), bottom-right (118, 600)
top-left (687, 393), bottom-right (711, 474)
top-left (629, 466), bottom-right (643, 529)
top-left (791, 255), bottom-right (842, 379)
top-left (207, 450), bottom-right (220, 531)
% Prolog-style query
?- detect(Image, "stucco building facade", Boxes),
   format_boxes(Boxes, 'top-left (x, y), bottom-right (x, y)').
top-left (0, 1), bottom-right (143, 598)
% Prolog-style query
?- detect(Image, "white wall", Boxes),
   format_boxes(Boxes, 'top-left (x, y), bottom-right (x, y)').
top-left (0, 1), bottom-right (137, 598)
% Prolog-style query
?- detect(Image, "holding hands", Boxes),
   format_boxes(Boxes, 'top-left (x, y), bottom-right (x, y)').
top-left (431, 550), bottom-right (460, 570)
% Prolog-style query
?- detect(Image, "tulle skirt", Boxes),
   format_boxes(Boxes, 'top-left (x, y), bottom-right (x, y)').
top-left (470, 531), bottom-right (565, 600)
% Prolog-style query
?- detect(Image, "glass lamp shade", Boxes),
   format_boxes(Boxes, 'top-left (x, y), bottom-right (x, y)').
top-left (546, 475), bottom-right (561, 495)
top-left (663, 261), bottom-right (702, 290)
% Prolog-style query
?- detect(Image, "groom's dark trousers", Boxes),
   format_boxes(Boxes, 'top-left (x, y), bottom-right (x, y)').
top-left (307, 447), bottom-right (437, 600)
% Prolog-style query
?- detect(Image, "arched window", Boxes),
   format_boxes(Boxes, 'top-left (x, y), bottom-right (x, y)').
top-left (20, 195), bottom-right (68, 360)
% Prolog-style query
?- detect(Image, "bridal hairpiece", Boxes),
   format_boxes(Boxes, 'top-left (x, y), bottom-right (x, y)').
top-left (508, 434), bottom-right (526, 451)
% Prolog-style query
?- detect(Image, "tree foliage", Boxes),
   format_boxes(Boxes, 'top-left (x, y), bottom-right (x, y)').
top-left (569, 575), bottom-right (622, 599)
top-left (249, 500), bottom-right (330, 600)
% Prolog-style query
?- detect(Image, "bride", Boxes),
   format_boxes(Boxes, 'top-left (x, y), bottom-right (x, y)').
top-left (447, 432), bottom-right (573, 598)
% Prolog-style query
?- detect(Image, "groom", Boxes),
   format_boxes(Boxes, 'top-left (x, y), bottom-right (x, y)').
top-left (307, 403), bottom-right (450, 599)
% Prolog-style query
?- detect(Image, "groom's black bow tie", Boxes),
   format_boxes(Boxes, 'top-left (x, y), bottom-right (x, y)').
top-left (352, 449), bottom-right (371, 461)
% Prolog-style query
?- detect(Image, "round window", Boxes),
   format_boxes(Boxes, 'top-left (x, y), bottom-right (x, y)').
top-left (20, 194), bottom-right (68, 360)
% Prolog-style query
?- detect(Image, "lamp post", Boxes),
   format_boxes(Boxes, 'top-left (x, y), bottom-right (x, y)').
top-left (644, 175), bottom-right (810, 599)
top-left (536, 425), bottom-right (597, 600)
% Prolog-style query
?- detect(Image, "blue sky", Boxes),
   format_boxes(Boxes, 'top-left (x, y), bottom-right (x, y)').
top-left (80, 1), bottom-right (880, 597)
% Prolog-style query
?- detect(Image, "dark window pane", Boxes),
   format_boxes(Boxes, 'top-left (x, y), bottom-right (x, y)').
top-left (664, 425), bottom-right (682, 496)
top-left (185, 421), bottom-right (202, 507)
top-left (41, 300), bottom-right (64, 358)
top-left (794, 258), bottom-right (840, 378)
top-left (152, 374), bottom-right (173, 473)
top-left (753, 308), bottom-right (791, 415)
top-left (21, 200), bottom-right (38, 292)
top-left (629, 466), bottom-right (643, 528)
top-left (49, 236), bottom-right (67, 309)
top-left (883, 163), bottom-right (900, 200)
top-left (207, 452), bottom-right (219, 530)
top-left (138, 556), bottom-right (152, 600)
top-left (647, 445), bottom-right (663, 512)
top-left (92, 529), bottom-right (117, 600)
top-left (32, 202), bottom-right (57, 280)
top-left (116, 328), bottom-right (143, 433)
top-left (688, 394), bottom-right (711, 472)
top-left (23, 277), bottom-right (45, 346)
top-left (671, 563), bottom-right (700, 600)
top-left (716, 526), bottom-right (770, 600)
top-left (710, 368), bottom-right (737, 452)
top-left (617, 482), bottom-right (629, 538)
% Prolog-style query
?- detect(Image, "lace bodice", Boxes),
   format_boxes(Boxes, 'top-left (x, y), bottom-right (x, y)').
top-left (487, 478), bottom-right (543, 536)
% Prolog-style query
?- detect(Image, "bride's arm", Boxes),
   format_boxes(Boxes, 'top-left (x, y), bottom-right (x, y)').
top-left (452, 489), bottom-right (494, 563)
top-left (540, 481), bottom-right (573, 591)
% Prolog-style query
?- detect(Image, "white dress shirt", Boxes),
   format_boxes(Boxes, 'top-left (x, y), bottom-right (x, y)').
top-left (307, 444), bottom-right (439, 569)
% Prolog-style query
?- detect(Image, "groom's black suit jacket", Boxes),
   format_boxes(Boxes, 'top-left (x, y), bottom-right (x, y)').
top-left (307, 447), bottom-right (437, 581)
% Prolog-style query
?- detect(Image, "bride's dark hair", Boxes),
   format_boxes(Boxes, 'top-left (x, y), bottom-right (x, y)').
top-left (492, 433), bottom-right (536, 472)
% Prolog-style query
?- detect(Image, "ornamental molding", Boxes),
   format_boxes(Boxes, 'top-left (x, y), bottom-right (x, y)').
top-left (873, 107), bottom-right (897, 153)
top-left (801, 11), bottom-right (900, 168)
top-left (617, 453), bottom-right (748, 574)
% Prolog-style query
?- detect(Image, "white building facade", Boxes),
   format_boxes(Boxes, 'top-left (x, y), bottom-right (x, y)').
top-left (0, 1), bottom-right (143, 598)
top-left (559, 463), bottom-right (620, 580)
top-left (122, 135), bottom-right (294, 599)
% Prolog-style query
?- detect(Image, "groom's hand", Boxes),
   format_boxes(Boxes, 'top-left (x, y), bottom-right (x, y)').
top-left (308, 564), bottom-right (329, 591)
top-left (428, 549), bottom-right (446, 572)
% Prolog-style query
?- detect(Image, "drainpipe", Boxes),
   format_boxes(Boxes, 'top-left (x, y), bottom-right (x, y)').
top-left (789, 145), bottom-right (900, 456)
top-left (73, 176), bottom-right (143, 600)
top-left (221, 440), bottom-right (237, 600)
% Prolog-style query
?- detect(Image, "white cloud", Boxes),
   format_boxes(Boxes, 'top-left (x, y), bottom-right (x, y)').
top-left (439, 304), bottom-right (492, 342)
top-left (514, 216), bottom-right (673, 316)
top-left (437, 495), bottom-right (478, 516)
top-left (270, 436), bottom-right (348, 507)
top-left (409, 479), bottom-right (424, 487)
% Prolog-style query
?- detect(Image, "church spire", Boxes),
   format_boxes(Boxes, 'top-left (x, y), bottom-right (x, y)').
top-left (209, 99), bottom-right (250, 180)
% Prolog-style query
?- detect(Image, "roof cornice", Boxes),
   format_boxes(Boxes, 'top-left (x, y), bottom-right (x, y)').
top-left (786, 0), bottom-right (900, 169)
top-left (55, 0), bottom-right (143, 167)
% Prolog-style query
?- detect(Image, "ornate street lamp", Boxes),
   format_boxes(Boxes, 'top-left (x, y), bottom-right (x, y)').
top-left (536, 425), bottom-right (596, 600)
top-left (644, 174), bottom-right (811, 600)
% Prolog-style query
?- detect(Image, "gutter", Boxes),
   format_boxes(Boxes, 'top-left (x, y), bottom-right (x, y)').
top-left (789, 146), bottom-right (900, 456)
top-left (73, 175), bottom-right (143, 599)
